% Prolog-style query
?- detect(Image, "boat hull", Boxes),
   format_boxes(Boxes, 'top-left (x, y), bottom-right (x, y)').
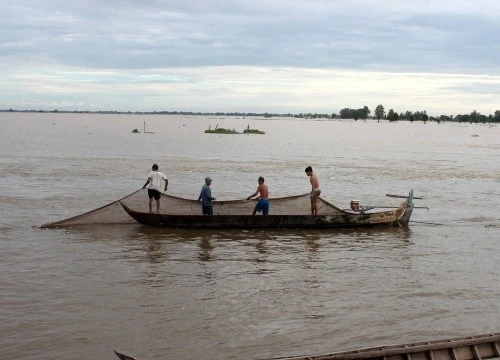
top-left (119, 201), bottom-right (413, 229)
top-left (270, 332), bottom-right (500, 360)
top-left (114, 333), bottom-right (500, 360)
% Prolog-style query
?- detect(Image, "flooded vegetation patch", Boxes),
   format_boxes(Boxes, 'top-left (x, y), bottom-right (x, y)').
top-left (242, 124), bottom-right (265, 134)
top-left (205, 125), bottom-right (240, 134)
top-left (205, 124), bottom-right (265, 134)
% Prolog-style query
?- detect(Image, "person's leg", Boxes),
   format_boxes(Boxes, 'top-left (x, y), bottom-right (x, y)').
top-left (147, 189), bottom-right (154, 213)
top-left (156, 198), bottom-right (161, 213)
top-left (252, 205), bottom-right (257, 215)
top-left (263, 202), bottom-right (269, 215)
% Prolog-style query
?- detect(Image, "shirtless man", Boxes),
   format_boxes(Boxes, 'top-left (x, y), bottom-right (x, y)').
top-left (142, 163), bottom-right (168, 214)
top-left (247, 176), bottom-right (269, 215)
top-left (305, 166), bottom-right (320, 215)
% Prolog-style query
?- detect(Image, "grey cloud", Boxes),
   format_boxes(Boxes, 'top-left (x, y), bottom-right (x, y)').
top-left (443, 81), bottom-right (500, 95)
top-left (1, 0), bottom-right (500, 74)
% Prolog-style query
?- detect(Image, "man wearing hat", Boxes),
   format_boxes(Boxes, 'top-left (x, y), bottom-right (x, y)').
top-left (198, 177), bottom-right (216, 215)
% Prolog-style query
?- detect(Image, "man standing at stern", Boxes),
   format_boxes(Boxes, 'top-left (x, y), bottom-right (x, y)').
top-left (305, 166), bottom-right (321, 215)
top-left (142, 163), bottom-right (168, 214)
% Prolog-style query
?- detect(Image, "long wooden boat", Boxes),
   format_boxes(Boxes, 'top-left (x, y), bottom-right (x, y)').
top-left (118, 190), bottom-right (415, 229)
top-left (114, 332), bottom-right (500, 360)
top-left (267, 332), bottom-right (500, 360)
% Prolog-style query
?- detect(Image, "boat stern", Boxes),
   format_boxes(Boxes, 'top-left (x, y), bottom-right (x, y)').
top-left (395, 189), bottom-right (414, 226)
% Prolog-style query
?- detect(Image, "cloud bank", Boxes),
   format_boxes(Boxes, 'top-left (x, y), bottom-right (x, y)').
top-left (1, 0), bottom-right (499, 114)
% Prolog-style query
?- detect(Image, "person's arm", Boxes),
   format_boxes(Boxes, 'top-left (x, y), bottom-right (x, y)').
top-left (198, 187), bottom-right (203, 201)
top-left (142, 177), bottom-right (151, 189)
top-left (161, 174), bottom-right (168, 192)
top-left (247, 187), bottom-right (259, 200)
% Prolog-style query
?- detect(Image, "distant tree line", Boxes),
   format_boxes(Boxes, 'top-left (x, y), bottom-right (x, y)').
top-left (337, 106), bottom-right (371, 120)
top-left (0, 108), bottom-right (289, 117)
top-left (2, 107), bottom-right (499, 123)
top-left (335, 105), bottom-right (500, 123)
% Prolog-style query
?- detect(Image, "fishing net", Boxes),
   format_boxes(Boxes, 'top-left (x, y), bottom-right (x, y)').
top-left (40, 189), bottom-right (343, 228)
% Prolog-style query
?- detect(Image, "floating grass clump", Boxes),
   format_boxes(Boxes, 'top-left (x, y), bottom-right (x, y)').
top-left (205, 124), bottom-right (240, 134)
top-left (205, 124), bottom-right (265, 134)
top-left (243, 124), bottom-right (265, 134)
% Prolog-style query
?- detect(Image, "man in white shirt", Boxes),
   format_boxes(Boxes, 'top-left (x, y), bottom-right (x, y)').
top-left (142, 163), bottom-right (168, 213)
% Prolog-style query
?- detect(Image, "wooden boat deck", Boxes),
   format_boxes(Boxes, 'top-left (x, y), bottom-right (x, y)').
top-left (268, 333), bottom-right (500, 360)
top-left (114, 333), bottom-right (500, 360)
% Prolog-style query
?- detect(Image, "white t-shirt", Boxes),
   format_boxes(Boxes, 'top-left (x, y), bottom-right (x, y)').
top-left (147, 171), bottom-right (167, 191)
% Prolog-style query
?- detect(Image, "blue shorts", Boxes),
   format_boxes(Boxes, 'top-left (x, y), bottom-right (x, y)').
top-left (255, 199), bottom-right (269, 215)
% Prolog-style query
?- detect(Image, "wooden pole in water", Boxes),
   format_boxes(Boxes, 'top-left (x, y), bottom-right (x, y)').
top-left (143, 121), bottom-right (145, 133)
top-left (386, 193), bottom-right (424, 199)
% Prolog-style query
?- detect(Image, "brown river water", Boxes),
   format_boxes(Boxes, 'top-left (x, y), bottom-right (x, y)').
top-left (0, 113), bottom-right (499, 359)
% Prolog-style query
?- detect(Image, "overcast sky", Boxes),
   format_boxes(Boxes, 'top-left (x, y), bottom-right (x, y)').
top-left (1, 0), bottom-right (499, 115)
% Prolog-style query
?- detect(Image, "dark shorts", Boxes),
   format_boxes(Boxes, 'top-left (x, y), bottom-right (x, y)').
top-left (148, 189), bottom-right (161, 200)
top-left (255, 199), bottom-right (269, 215)
top-left (310, 188), bottom-right (321, 199)
top-left (202, 205), bottom-right (213, 215)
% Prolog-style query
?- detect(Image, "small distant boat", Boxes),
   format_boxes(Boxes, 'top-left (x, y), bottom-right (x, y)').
top-left (119, 190), bottom-right (415, 229)
top-left (114, 332), bottom-right (500, 360)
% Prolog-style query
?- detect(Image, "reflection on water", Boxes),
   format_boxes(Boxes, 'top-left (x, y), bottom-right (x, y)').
top-left (198, 237), bottom-right (214, 261)
top-left (255, 239), bottom-right (268, 254)
top-left (146, 238), bottom-right (164, 263)
top-left (306, 234), bottom-right (320, 258)
top-left (62, 223), bottom-right (413, 258)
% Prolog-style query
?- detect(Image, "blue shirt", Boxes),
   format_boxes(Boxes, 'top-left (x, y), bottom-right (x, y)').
top-left (198, 185), bottom-right (213, 206)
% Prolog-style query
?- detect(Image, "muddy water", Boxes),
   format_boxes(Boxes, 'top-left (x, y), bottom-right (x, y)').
top-left (0, 113), bottom-right (498, 359)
